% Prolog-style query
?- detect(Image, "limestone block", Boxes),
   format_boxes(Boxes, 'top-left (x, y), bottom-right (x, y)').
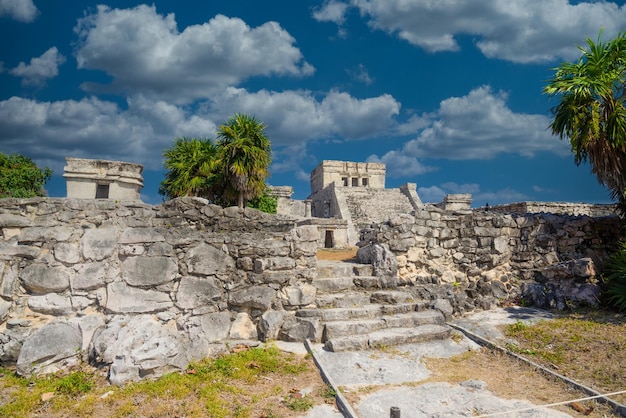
top-left (249, 271), bottom-right (293, 285)
top-left (175, 276), bottom-right (223, 310)
top-left (0, 214), bottom-right (31, 227)
top-left (186, 243), bottom-right (235, 276)
top-left (16, 322), bottom-right (82, 376)
top-left (28, 294), bottom-right (73, 315)
top-left (199, 312), bottom-right (232, 341)
top-left (106, 281), bottom-right (173, 313)
top-left (258, 310), bottom-right (286, 341)
top-left (280, 283), bottom-right (316, 307)
top-left (294, 225), bottom-right (319, 242)
top-left (68, 315), bottom-right (106, 360)
top-left (0, 298), bottom-right (11, 323)
top-left (20, 264), bottom-right (71, 294)
top-left (119, 228), bottom-right (165, 244)
top-left (0, 261), bottom-right (18, 298)
top-left (72, 262), bottom-right (109, 291)
top-left (19, 226), bottom-right (73, 242)
top-left (228, 286), bottom-right (276, 310)
top-left (254, 257), bottom-right (296, 273)
top-left (122, 256), bottom-right (178, 287)
top-left (229, 312), bottom-right (258, 340)
top-left (0, 241), bottom-right (40, 260)
top-left (54, 242), bottom-right (80, 264)
top-left (81, 228), bottom-right (118, 261)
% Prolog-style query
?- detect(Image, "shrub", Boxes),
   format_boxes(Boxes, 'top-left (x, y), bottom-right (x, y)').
top-left (604, 241), bottom-right (626, 310)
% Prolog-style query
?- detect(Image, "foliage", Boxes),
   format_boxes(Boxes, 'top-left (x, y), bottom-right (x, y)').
top-left (160, 114), bottom-right (272, 208)
top-left (604, 241), bottom-right (626, 310)
top-left (217, 113), bottom-right (272, 208)
top-left (247, 191), bottom-right (277, 214)
top-left (0, 152), bottom-right (52, 198)
top-left (158, 137), bottom-right (222, 201)
top-left (544, 31), bottom-right (626, 212)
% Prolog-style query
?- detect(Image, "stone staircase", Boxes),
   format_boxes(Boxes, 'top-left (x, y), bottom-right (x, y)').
top-left (297, 260), bottom-right (451, 352)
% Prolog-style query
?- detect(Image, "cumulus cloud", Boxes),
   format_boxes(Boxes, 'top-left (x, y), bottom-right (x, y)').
top-left (335, 0), bottom-right (626, 63)
top-left (368, 85), bottom-right (568, 178)
top-left (312, 0), bottom-right (349, 24)
top-left (74, 5), bottom-right (314, 103)
top-left (0, 0), bottom-right (38, 22)
top-left (347, 64), bottom-right (373, 85)
top-left (0, 96), bottom-right (216, 171)
top-left (203, 87), bottom-right (401, 145)
top-left (10, 47), bottom-right (66, 86)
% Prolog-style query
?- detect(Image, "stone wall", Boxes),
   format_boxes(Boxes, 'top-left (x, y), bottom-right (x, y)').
top-left (359, 206), bottom-right (626, 313)
top-left (488, 201), bottom-right (617, 217)
top-left (0, 197), bottom-right (319, 384)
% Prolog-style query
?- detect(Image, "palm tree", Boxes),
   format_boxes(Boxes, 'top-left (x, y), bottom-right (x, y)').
top-left (159, 137), bottom-right (221, 200)
top-left (544, 31), bottom-right (626, 211)
top-left (217, 114), bottom-right (271, 208)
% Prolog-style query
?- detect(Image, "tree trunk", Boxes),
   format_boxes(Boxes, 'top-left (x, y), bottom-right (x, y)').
top-left (238, 192), bottom-right (244, 208)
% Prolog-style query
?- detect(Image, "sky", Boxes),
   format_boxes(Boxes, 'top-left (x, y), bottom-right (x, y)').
top-left (1, 0), bottom-right (625, 206)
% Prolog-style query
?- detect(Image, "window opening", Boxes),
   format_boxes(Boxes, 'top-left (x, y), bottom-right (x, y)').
top-left (351, 177), bottom-right (359, 187)
top-left (324, 230), bottom-right (334, 248)
top-left (96, 184), bottom-right (110, 199)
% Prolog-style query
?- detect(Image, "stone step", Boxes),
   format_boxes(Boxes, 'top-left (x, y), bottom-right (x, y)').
top-left (296, 305), bottom-right (381, 321)
top-left (353, 264), bottom-right (373, 276)
top-left (322, 310), bottom-right (444, 340)
top-left (316, 261), bottom-right (355, 279)
top-left (312, 277), bottom-right (354, 293)
top-left (353, 276), bottom-right (381, 289)
top-left (369, 290), bottom-right (417, 304)
top-left (324, 324), bottom-right (451, 352)
top-left (315, 292), bottom-right (371, 308)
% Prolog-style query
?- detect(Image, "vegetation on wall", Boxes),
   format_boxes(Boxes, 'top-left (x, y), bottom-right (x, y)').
top-left (604, 241), bottom-right (626, 310)
top-left (159, 114), bottom-right (272, 209)
top-left (544, 31), bottom-right (626, 213)
top-left (0, 152), bottom-right (52, 198)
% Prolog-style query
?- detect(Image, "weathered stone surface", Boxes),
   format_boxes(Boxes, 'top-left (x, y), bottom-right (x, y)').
top-left (280, 283), bottom-right (316, 307)
top-left (69, 315), bottom-right (106, 360)
top-left (0, 261), bottom-right (18, 298)
top-left (175, 276), bottom-right (223, 310)
top-left (0, 214), bottom-right (31, 227)
top-left (19, 227), bottom-right (73, 242)
top-left (81, 228), bottom-right (118, 261)
top-left (72, 262), bottom-right (109, 291)
top-left (93, 316), bottom-right (189, 385)
top-left (119, 228), bottom-right (165, 244)
top-left (198, 312), bottom-right (232, 342)
top-left (106, 281), bottom-right (172, 313)
top-left (54, 242), bottom-right (80, 264)
top-left (186, 243), bottom-right (235, 276)
top-left (16, 322), bottom-right (82, 376)
top-left (229, 286), bottom-right (276, 310)
top-left (229, 312), bottom-right (258, 340)
top-left (259, 310), bottom-right (286, 341)
top-left (0, 241), bottom-right (40, 259)
top-left (20, 264), bottom-right (71, 294)
top-left (28, 294), bottom-right (73, 315)
top-left (122, 256), bottom-right (178, 287)
top-left (0, 298), bottom-right (11, 323)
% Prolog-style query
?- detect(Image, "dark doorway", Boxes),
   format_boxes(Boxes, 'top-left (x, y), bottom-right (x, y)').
top-left (324, 230), bottom-right (334, 248)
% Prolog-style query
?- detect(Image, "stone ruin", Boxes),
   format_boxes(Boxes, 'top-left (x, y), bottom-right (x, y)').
top-left (0, 159), bottom-right (623, 385)
top-left (64, 157), bottom-right (144, 201)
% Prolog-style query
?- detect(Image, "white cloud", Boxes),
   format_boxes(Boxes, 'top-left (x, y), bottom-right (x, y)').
top-left (0, 96), bottom-right (216, 171)
top-left (10, 47), bottom-right (66, 86)
top-left (347, 64), bottom-right (373, 85)
top-left (0, 0), bottom-right (38, 22)
top-left (74, 5), bottom-right (314, 103)
top-left (403, 86), bottom-right (568, 160)
top-left (348, 0), bottom-right (626, 63)
top-left (367, 151), bottom-right (436, 178)
top-left (204, 87), bottom-right (401, 145)
top-left (312, 1), bottom-right (349, 24)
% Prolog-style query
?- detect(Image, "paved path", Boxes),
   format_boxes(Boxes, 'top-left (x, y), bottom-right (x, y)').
top-left (295, 306), bottom-right (573, 418)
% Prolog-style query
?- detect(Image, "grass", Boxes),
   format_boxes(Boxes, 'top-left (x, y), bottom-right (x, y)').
top-left (0, 344), bottom-right (330, 418)
top-left (504, 309), bottom-right (626, 405)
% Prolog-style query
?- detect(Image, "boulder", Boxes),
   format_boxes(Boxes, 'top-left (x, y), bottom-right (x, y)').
top-left (92, 315), bottom-right (189, 385)
top-left (16, 322), bottom-right (82, 376)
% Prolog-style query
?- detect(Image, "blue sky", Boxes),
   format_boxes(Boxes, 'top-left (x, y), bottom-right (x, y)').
top-left (1, 0), bottom-right (625, 206)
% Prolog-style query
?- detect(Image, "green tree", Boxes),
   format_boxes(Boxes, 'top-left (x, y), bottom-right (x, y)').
top-left (217, 113), bottom-right (272, 208)
top-left (158, 138), bottom-right (222, 201)
top-left (0, 152), bottom-right (52, 198)
top-left (544, 31), bottom-right (626, 211)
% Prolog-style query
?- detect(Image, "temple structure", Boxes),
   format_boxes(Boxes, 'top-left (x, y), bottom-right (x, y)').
top-left (64, 157), bottom-right (144, 201)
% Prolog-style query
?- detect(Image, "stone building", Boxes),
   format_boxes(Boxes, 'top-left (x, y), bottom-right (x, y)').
top-left (64, 158), bottom-right (144, 201)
